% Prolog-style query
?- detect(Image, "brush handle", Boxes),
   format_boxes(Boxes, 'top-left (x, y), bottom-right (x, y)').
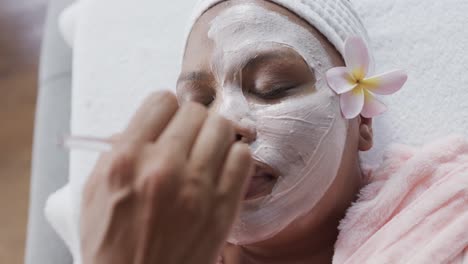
top-left (61, 135), bottom-right (113, 152)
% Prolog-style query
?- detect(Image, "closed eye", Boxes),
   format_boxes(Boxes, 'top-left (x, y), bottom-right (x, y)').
top-left (177, 77), bottom-right (216, 107)
top-left (250, 85), bottom-right (298, 100)
top-left (181, 88), bottom-right (215, 106)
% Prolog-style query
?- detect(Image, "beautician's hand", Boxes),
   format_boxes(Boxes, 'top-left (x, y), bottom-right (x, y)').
top-left (80, 91), bottom-right (254, 264)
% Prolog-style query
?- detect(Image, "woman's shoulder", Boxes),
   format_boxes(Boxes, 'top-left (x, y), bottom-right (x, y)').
top-left (333, 135), bottom-right (468, 264)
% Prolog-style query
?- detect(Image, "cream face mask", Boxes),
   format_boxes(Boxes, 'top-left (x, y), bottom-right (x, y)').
top-left (207, 3), bottom-right (348, 245)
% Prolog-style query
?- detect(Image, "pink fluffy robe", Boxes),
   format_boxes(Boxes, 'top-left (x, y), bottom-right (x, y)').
top-left (334, 135), bottom-right (468, 263)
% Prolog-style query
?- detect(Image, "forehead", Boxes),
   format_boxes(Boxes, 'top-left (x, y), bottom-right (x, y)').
top-left (183, 0), bottom-right (341, 66)
top-left (190, 0), bottom-right (313, 38)
top-left (185, 0), bottom-right (334, 57)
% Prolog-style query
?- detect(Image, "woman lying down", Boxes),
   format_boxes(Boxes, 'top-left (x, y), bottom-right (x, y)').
top-left (80, 0), bottom-right (468, 263)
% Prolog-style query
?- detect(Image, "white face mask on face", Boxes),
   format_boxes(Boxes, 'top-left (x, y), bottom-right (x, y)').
top-left (207, 3), bottom-right (348, 245)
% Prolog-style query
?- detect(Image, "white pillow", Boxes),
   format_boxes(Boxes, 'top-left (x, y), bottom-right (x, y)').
top-left (354, 0), bottom-right (468, 164)
top-left (46, 1), bottom-right (468, 262)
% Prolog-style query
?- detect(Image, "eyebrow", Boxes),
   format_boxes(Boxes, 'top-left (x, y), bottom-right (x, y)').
top-left (243, 51), bottom-right (300, 69)
top-left (178, 50), bottom-right (308, 84)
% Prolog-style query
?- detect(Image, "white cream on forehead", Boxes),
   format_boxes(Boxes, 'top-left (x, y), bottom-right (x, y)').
top-left (207, 3), bottom-right (348, 245)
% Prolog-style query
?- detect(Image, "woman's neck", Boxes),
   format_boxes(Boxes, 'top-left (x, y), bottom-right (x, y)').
top-left (238, 221), bottom-right (339, 263)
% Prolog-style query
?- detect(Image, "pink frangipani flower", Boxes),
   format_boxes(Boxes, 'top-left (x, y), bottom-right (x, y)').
top-left (326, 36), bottom-right (408, 119)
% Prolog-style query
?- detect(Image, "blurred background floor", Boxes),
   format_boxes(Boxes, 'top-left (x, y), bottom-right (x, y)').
top-left (0, 0), bottom-right (49, 263)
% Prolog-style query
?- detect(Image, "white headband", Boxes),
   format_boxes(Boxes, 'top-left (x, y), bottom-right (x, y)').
top-left (186, 0), bottom-right (373, 59)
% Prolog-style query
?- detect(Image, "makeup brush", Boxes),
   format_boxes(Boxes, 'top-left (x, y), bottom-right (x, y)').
top-left (59, 134), bottom-right (113, 153)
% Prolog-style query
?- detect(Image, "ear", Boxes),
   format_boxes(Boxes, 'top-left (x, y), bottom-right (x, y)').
top-left (358, 116), bottom-right (373, 151)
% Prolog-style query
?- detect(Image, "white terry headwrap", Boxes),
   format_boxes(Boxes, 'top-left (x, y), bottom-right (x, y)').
top-left (186, 0), bottom-right (372, 59)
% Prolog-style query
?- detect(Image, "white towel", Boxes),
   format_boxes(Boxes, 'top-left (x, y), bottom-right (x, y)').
top-left (46, 1), bottom-right (468, 262)
top-left (186, 0), bottom-right (372, 58)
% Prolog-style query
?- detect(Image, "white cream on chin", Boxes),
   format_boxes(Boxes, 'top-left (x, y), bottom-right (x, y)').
top-left (207, 4), bottom-right (348, 245)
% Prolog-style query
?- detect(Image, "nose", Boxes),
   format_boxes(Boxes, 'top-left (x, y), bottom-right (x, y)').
top-left (210, 89), bottom-right (256, 143)
top-left (233, 121), bottom-right (256, 143)
top-left (210, 101), bottom-right (256, 143)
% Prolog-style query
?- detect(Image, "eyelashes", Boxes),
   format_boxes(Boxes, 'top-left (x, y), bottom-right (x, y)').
top-left (250, 86), bottom-right (297, 100)
top-left (179, 83), bottom-right (216, 106)
top-left (179, 79), bottom-right (304, 107)
top-left (183, 85), bottom-right (300, 106)
top-left (190, 94), bottom-right (215, 106)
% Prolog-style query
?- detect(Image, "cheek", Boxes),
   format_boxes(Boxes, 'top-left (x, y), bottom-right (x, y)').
top-left (249, 93), bottom-right (341, 177)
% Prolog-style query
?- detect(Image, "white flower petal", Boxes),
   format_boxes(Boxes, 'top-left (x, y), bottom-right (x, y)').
top-left (344, 36), bottom-right (370, 80)
top-left (326, 67), bottom-right (357, 95)
top-left (363, 70), bottom-right (408, 95)
top-left (361, 90), bottom-right (388, 118)
top-left (340, 87), bottom-right (365, 119)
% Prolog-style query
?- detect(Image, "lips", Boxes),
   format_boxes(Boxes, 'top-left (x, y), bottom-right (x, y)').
top-left (244, 162), bottom-right (278, 200)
